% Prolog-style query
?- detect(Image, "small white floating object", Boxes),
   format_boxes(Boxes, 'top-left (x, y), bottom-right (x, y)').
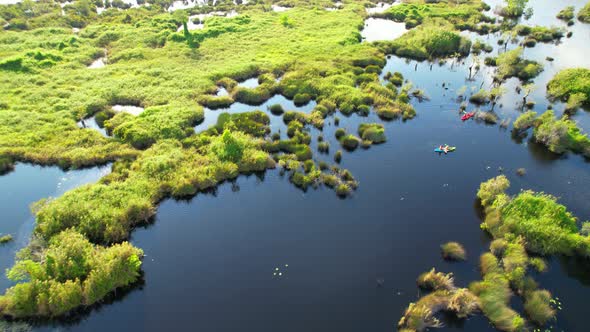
top-left (278, 272), bottom-right (282, 276)
top-left (285, 264), bottom-right (288, 267)
top-left (275, 267), bottom-right (279, 271)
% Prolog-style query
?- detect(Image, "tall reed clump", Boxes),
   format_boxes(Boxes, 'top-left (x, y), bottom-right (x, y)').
top-left (578, 2), bottom-right (590, 23)
top-left (399, 268), bottom-right (479, 332)
top-left (441, 242), bottom-right (466, 261)
top-left (547, 68), bottom-right (590, 110)
top-left (358, 123), bottom-right (386, 145)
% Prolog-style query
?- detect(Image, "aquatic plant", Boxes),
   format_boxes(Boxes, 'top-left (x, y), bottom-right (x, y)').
top-left (340, 134), bottom-right (360, 151)
top-left (547, 68), bottom-right (590, 108)
top-left (358, 123), bottom-right (386, 144)
top-left (495, 48), bottom-right (543, 81)
top-left (0, 229), bottom-right (143, 318)
top-left (478, 176), bottom-right (590, 257)
top-left (557, 6), bottom-right (575, 21)
top-left (417, 269), bottom-right (456, 291)
top-left (384, 71), bottom-right (404, 86)
top-left (317, 141), bottom-right (329, 153)
top-left (524, 290), bottom-right (556, 325)
top-left (334, 150), bottom-right (342, 163)
top-left (578, 2), bottom-right (590, 23)
top-left (441, 242), bottom-right (466, 261)
top-left (0, 235), bottom-right (13, 244)
top-left (268, 103), bottom-right (285, 115)
top-left (378, 1), bottom-right (492, 30)
top-left (382, 19), bottom-right (472, 61)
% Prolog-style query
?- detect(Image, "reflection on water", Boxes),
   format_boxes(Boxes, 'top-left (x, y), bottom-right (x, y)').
top-left (112, 104), bottom-right (145, 116)
top-left (237, 77), bottom-right (260, 88)
top-left (361, 18), bottom-right (407, 42)
top-left (77, 117), bottom-right (109, 137)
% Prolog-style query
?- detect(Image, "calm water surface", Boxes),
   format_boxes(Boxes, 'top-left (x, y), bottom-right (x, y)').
top-left (2, 0), bottom-right (590, 331)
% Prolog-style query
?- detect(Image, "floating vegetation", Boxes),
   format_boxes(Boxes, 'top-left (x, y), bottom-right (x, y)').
top-left (381, 19), bottom-right (472, 61)
top-left (495, 48), bottom-right (543, 81)
top-left (441, 242), bottom-right (466, 261)
top-left (578, 2), bottom-right (590, 23)
top-left (513, 110), bottom-right (590, 157)
top-left (358, 123), bottom-right (386, 145)
top-left (0, 234), bottom-right (13, 244)
top-left (547, 68), bottom-right (590, 110)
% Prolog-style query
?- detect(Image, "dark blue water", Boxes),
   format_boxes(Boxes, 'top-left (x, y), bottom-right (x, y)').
top-left (2, 0), bottom-right (590, 331)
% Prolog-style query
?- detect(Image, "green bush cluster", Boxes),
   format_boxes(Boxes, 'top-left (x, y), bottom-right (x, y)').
top-left (377, 1), bottom-right (491, 30)
top-left (514, 110), bottom-right (590, 156)
top-left (477, 175), bottom-right (590, 257)
top-left (547, 68), bottom-right (590, 108)
top-left (383, 20), bottom-right (472, 61)
top-left (578, 2), bottom-right (590, 23)
top-left (358, 123), bottom-right (386, 144)
top-left (0, 229), bottom-right (143, 318)
top-left (495, 48), bottom-right (543, 81)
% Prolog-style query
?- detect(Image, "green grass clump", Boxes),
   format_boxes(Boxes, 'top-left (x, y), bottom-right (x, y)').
top-left (334, 150), bottom-right (342, 163)
top-left (340, 134), bottom-right (360, 151)
top-left (0, 235), bottom-right (13, 244)
top-left (358, 123), bottom-right (386, 144)
top-left (318, 141), bottom-right (329, 153)
top-left (384, 71), bottom-right (404, 86)
top-left (515, 25), bottom-right (564, 43)
top-left (198, 95), bottom-right (234, 109)
top-left (0, 229), bottom-right (143, 318)
top-left (547, 68), bottom-right (590, 108)
top-left (524, 290), bottom-right (556, 325)
top-left (106, 102), bottom-right (203, 149)
top-left (578, 2), bottom-right (590, 23)
top-left (383, 19), bottom-right (472, 61)
top-left (0, 156), bottom-right (15, 174)
top-left (268, 103), bottom-right (285, 115)
top-left (557, 6), bottom-right (575, 21)
top-left (417, 268), bottom-right (456, 291)
top-left (496, 48), bottom-right (543, 81)
top-left (478, 176), bottom-right (590, 257)
top-left (378, 1), bottom-right (491, 30)
top-left (513, 110), bottom-right (537, 132)
top-left (517, 110), bottom-right (590, 156)
top-left (471, 40), bottom-right (493, 54)
top-left (441, 242), bottom-right (466, 261)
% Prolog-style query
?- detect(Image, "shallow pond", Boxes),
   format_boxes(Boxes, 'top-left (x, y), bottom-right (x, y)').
top-left (3, 0), bottom-right (590, 331)
top-left (112, 104), bottom-right (145, 116)
top-left (77, 116), bottom-right (109, 137)
top-left (361, 18), bottom-right (408, 42)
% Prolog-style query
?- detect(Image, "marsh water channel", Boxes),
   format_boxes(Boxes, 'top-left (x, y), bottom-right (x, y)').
top-left (1, 0), bottom-right (590, 331)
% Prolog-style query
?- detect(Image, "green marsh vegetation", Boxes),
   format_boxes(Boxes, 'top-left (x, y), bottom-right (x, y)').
top-left (494, 48), bottom-right (543, 81)
top-left (399, 175), bottom-right (579, 331)
top-left (358, 123), bottom-right (386, 145)
top-left (556, 6), bottom-right (575, 23)
top-left (440, 241), bottom-right (466, 261)
top-left (374, 0), bottom-right (493, 30)
top-left (513, 110), bottom-right (590, 157)
top-left (380, 19), bottom-right (472, 61)
top-left (578, 1), bottom-right (590, 23)
top-left (547, 68), bottom-right (590, 111)
top-left (0, 235), bottom-right (13, 244)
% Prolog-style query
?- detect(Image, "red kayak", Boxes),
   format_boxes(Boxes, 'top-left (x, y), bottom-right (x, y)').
top-left (461, 112), bottom-right (475, 121)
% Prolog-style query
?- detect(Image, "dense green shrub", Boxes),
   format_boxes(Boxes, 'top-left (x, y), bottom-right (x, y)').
top-left (496, 48), bottom-right (543, 81)
top-left (0, 229), bottom-right (143, 318)
top-left (338, 134), bottom-right (359, 151)
top-left (578, 2), bottom-right (590, 23)
top-left (384, 20), bottom-right (472, 60)
top-left (358, 123), bottom-right (386, 143)
top-left (547, 68), bottom-right (590, 107)
top-left (441, 242), bottom-right (466, 261)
